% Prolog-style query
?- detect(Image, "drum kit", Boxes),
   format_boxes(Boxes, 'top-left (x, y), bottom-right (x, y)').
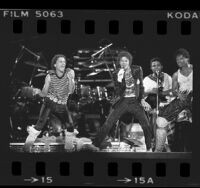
top-left (77, 84), bottom-right (109, 103)
top-left (9, 44), bottom-right (117, 141)
top-left (9, 46), bottom-right (49, 140)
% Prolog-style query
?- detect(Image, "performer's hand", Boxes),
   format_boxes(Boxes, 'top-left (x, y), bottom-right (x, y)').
top-left (117, 69), bottom-right (124, 82)
top-left (141, 99), bottom-right (151, 111)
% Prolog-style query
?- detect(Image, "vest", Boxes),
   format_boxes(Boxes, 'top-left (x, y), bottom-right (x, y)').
top-left (177, 69), bottom-right (193, 92)
top-left (47, 69), bottom-right (70, 104)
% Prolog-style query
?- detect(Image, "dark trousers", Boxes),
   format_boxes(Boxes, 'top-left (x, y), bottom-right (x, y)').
top-left (34, 98), bottom-right (74, 132)
top-left (93, 97), bottom-right (153, 150)
top-left (159, 96), bottom-right (192, 122)
top-left (171, 121), bottom-right (192, 152)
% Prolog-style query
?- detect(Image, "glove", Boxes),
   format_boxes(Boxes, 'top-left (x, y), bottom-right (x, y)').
top-left (117, 69), bottom-right (124, 82)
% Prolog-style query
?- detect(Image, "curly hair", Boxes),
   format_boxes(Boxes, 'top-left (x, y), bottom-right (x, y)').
top-left (175, 48), bottom-right (190, 60)
top-left (117, 50), bottom-right (133, 66)
top-left (51, 54), bottom-right (66, 70)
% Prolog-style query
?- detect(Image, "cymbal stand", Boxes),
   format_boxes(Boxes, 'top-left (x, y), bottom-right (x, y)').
top-left (22, 46), bottom-right (40, 86)
top-left (28, 58), bottom-right (38, 86)
top-left (9, 45), bottom-right (25, 84)
top-left (156, 74), bottom-right (160, 118)
top-left (95, 43), bottom-right (116, 91)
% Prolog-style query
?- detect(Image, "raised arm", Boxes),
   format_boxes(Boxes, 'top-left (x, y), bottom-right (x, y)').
top-left (67, 69), bottom-right (75, 94)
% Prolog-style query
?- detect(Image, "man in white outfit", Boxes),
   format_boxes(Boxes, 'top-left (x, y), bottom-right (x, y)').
top-left (155, 49), bottom-right (193, 152)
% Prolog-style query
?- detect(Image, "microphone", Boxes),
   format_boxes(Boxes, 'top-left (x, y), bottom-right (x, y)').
top-left (117, 68), bottom-right (125, 82)
top-left (155, 70), bottom-right (160, 76)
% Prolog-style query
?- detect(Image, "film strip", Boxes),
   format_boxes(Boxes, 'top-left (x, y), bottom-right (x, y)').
top-left (0, 9), bottom-right (200, 186)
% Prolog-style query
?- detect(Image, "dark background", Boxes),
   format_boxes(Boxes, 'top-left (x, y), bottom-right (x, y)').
top-left (0, 10), bottom-right (200, 186)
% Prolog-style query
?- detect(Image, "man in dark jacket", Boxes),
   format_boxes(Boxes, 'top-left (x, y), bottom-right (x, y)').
top-left (92, 51), bottom-right (153, 151)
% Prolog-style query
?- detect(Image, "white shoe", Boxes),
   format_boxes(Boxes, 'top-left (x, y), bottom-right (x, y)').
top-left (27, 125), bottom-right (40, 134)
top-left (24, 126), bottom-right (41, 152)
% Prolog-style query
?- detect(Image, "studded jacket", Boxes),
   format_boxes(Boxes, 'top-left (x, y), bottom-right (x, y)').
top-left (111, 65), bottom-right (144, 107)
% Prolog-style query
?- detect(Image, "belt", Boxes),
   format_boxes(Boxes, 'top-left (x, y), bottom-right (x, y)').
top-left (47, 95), bottom-right (67, 105)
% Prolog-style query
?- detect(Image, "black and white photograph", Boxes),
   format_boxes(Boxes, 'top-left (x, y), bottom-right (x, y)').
top-left (1, 9), bottom-right (199, 186)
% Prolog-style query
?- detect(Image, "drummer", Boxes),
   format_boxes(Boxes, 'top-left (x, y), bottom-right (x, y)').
top-left (24, 54), bottom-right (76, 152)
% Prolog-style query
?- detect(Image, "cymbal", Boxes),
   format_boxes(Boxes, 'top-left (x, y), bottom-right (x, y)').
top-left (86, 60), bottom-right (112, 68)
top-left (88, 61), bottom-right (105, 68)
top-left (34, 73), bottom-right (46, 77)
top-left (24, 61), bottom-right (47, 69)
top-left (86, 70), bottom-right (103, 77)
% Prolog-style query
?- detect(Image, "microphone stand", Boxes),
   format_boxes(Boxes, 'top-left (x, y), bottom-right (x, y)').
top-left (91, 43), bottom-right (116, 90)
top-left (156, 72), bottom-right (160, 118)
top-left (22, 46), bottom-right (40, 86)
top-left (23, 46), bottom-right (40, 60)
top-left (91, 43), bottom-right (113, 58)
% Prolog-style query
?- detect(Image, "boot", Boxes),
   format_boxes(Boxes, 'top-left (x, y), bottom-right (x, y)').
top-left (24, 126), bottom-right (41, 152)
top-left (155, 128), bottom-right (167, 152)
top-left (64, 130), bottom-right (76, 151)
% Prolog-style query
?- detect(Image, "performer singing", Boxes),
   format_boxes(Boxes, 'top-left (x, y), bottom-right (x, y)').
top-left (143, 58), bottom-right (172, 150)
top-left (155, 48), bottom-right (193, 152)
top-left (92, 50), bottom-right (153, 151)
top-left (143, 57), bottom-right (172, 109)
top-left (24, 54), bottom-right (76, 152)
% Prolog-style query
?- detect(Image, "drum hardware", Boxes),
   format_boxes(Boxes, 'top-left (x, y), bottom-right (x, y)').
top-left (9, 45), bottom-right (25, 80)
top-left (74, 67), bottom-right (90, 71)
top-left (91, 43), bottom-right (113, 58)
top-left (73, 56), bottom-right (91, 60)
top-left (23, 46), bottom-right (41, 60)
top-left (88, 60), bottom-right (113, 68)
top-left (88, 61), bottom-right (105, 68)
top-left (86, 68), bottom-right (115, 77)
top-left (86, 69), bottom-right (103, 77)
top-left (24, 61), bottom-right (47, 69)
top-left (88, 41), bottom-right (116, 91)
